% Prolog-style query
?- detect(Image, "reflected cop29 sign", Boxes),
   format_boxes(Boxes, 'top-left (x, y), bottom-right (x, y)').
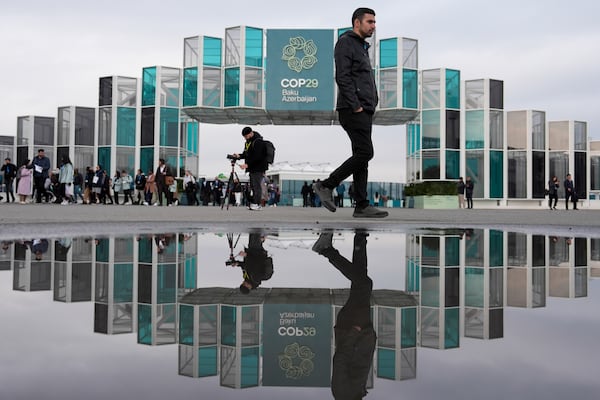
top-left (262, 303), bottom-right (332, 387)
top-left (266, 29), bottom-right (334, 111)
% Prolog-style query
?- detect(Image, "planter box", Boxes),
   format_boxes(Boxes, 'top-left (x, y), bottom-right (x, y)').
top-left (412, 195), bottom-right (459, 209)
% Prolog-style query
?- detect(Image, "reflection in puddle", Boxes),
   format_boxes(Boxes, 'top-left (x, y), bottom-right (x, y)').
top-left (0, 228), bottom-right (599, 399)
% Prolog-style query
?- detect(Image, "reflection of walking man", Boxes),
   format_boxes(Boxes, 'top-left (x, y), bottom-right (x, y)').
top-left (312, 231), bottom-right (375, 399)
top-left (312, 7), bottom-right (387, 219)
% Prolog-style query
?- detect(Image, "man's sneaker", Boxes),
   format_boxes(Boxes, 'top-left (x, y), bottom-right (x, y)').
top-left (249, 203), bottom-right (262, 211)
top-left (313, 182), bottom-right (336, 212)
top-left (312, 232), bottom-right (333, 255)
top-left (353, 205), bottom-right (389, 218)
top-left (60, 200), bottom-right (69, 206)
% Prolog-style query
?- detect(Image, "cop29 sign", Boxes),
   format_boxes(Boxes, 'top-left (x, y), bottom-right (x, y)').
top-left (266, 29), bottom-right (334, 111)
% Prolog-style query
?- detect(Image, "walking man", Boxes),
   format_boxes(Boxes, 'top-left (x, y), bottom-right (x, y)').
top-left (564, 173), bottom-right (574, 210)
top-left (1, 157), bottom-right (17, 202)
top-left (312, 7), bottom-right (387, 218)
top-left (28, 149), bottom-right (51, 203)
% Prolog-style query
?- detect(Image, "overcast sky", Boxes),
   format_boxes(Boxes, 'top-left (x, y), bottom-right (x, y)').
top-left (1, 0), bottom-right (598, 181)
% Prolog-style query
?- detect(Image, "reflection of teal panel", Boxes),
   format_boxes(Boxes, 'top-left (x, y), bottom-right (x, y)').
top-left (98, 147), bottom-right (111, 176)
top-left (241, 347), bottom-right (259, 387)
top-left (198, 347), bottom-right (218, 376)
top-left (159, 107), bottom-right (179, 147)
top-left (179, 305), bottom-right (194, 345)
top-left (138, 236), bottom-right (153, 263)
top-left (221, 306), bottom-right (237, 346)
top-left (444, 308), bottom-right (460, 348)
top-left (465, 268), bottom-right (484, 307)
top-left (446, 150), bottom-right (460, 180)
top-left (406, 259), bottom-right (420, 292)
top-left (142, 67), bottom-right (157, 106)
top-left (403, 69), bottom-right (418, 109)
top-left (116, 107), bottom-right (136, 146)
top-left (490, 230), bottom-right (503, 267)
top-left (95, 238), bottom-right (109, 262)
top-left (490, 150), bottom-right (503, 198)
top-left (114, 264), bottom-right (133, 303)
top-left (377, 348), bottom-right (395, 379)
top-left (401, 308), bottom-right (417, 348)
top-left (203, 37), bottom-right (222, 67)
top-left (182, 258), bottom-right (197, 289)
top-left (138, 304), bottom-right (152, 344)
top-left (421, 267), bottom-right (440, 307)
top-left (183, 67), bottom-right (198, 107)
top-left (466, 110), bottom-right (484, 149)
top-left (245, 27), bottom-right (263, 67)
top-left (224, 68), bottom-right (240, 107)
top-left (445, 69), bottom-right (460, 109)
top-left (140, 147), bottom-right (154, 176)
top-left (380, 38), bottom-right (397, 68)
top-left (265, 29), bottom-right (335, 111)
top-left (157, 264), bottom-right (176, 304)
top-left (445, 237), bottom-right (460, 266)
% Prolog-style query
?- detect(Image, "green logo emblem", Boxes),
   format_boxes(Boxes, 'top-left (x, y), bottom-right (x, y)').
top-left (278, 342), bottom-right (315, 379)
top-left (281, 36), bottom-right (318, 73)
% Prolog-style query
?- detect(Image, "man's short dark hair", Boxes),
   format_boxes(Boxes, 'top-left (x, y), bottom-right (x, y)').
top-left (352, 7), bottom-right (375, 24)
top-left (242, 126), bottom-right (253, 136)
top-left (5, 157), bottom-right (10, 161)
top-left (38, 148), bottom-right (44, 153)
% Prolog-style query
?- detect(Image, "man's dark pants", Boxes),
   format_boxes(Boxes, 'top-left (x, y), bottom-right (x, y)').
top-left (249, 171), bottom-right (263, 205)
top-left (33, 176), bottom-right (48, 203)
top-left (323, 110), bottom-right (373, 209)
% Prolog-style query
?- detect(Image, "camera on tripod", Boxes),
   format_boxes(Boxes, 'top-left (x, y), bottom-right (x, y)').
top-left (225, 255), bottom-right (239, 266)
top-left (226, 154), bottom-right (239, 161)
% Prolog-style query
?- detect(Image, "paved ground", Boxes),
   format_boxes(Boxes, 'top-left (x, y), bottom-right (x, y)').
top-left (1, 202), bottom-right (599, 239)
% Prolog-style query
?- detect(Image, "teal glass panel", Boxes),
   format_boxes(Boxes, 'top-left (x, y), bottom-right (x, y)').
top-left (489, 230), bottom-right (504, 267)
top-left (407, 123), bottom-right (421, 154)
top-left (138, 237), bottom-right (153, 263)
top-left (183, 258), bottom-right (197, 289)
top-left (157, 264), bottom-right (176, 304)
top-left (142, 67), bottom-right (157, 106)
top-left (421, 267), bottom-right (440, 307)
top-left (466, 151), bottom-right (484, 198)
top-left (140, 147), bottom-right (154, 176)
top-left (116, 107), bottom-right (136, 146)
top-left (490, 150), bottom-right (503, 198)
top-left (445, 69), bottom-right (460, 109)
top-left (422, 150), bottom-right (440, 180)
top-left (402, 69), bottom-right (418, 109)
top-left (422, 110), bottom-right (440, 149)
top-left (245, 27), bottom-right (263, 67)
top-left (337, 27), bottom-right (351, 38)
top-left (114, 264), bottom-right (133, 303)
top-left (186, 121), bottom-right (199, 153)
top-left (466, 110), bottom-right (485, 149)
top-left (179, 305), bottom-right (194, 345)
top-left (221, 306), bottom-right (237, 346)
top-left (98, 147), bottom-right (111, 175)
top-left (241, 347), bottom-right (259, 387)
top-left (224, 67), bottom-right (240, 107)
top-left (445, 237), bottom-right (460, 266)
top-left (401, 308), bottom-right (417, 348)
top-left (138, 304), bottom-right (152, 345)
top-left (465, 268), bottom-right (484, 307)
top-left (380, 38), bottom-right (397, 68)
top-left (203, 36), bottom-right (222, 67)
top-left (198, 347), bottom-right (218, 376)
top-left (183, 67), bottom-right (198, 107)
top-left (446, 150), bottom-right (460, 179)
top-left (422, 237), bottom-right (440, 265)
top-left (377, 348), bottom-right (396, 379)
top-left (95, 238), bottom-right (109, 263)
top-left (444, 308), bottom-right (460, 348)
top-left (159, 107), bottom-right (179, 147)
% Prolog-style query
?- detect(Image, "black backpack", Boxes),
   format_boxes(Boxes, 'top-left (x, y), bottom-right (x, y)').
top-left (263, 256), bottom-right (274, 280)
top-left (263, 140), bottom-right (275, 164)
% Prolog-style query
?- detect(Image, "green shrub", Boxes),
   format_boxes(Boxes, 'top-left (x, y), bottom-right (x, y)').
top-left (404, 181), bottom-right (457, 196)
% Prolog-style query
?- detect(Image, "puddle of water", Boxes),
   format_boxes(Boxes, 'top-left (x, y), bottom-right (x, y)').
top-left (0, 228), bottom-right (599, 400)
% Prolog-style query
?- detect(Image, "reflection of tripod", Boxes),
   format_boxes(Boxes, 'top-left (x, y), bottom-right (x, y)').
top-left (225, 233), bottom-right (241, 265)
top-left (221, 160), bottom-right (239, 210)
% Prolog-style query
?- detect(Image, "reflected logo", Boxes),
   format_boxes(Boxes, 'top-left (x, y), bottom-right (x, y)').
top-left (278, 342), bottom-right (315, 379)
top-left (281, 36), bottom-right (318, 73)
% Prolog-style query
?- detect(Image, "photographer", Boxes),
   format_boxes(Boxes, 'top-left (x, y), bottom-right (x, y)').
top-left (232, 126), bottom-right (268, 211)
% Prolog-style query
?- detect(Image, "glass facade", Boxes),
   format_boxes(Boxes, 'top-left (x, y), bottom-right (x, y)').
top-left (380, 69), bottom-right (397, 109)
top-left (403, 69), bottom-right (418, 109)
top-left (224, 68), bottom-right (240, 107)
top-left (244, 68), bottom-right (262, 108)
top-left (422, 70), bottom-right (440, 109)
top-left (245, 27), bottom-right (263, 67)
top-left (204, 36), bottom-right (222, 67)
top-left (531, 111), bottom-right (545, 151)
top-left (380, 38), bottom-right (397, 68)
top-left (466, 110), bottom-right (484, 149)
top-left (466, 151), bottom-right (484, 198)
top-left (117, 107), bottom-right (136, 146)
top-left (160, 107), bottom-right (179, 147)
top-left (508, 151), bottom-right (527, 198)
top-left (183, 67), bottom-right (198, 107)
top-left (203, 68), bottom-right (222, 107)
top-left (445, 69), bottom-right (460, 109)
top-left (489, 150), bottom-right (503, 198)
top-left (142, 67), bottom-right (157, 107)
top-left (422, 110), bottom-right (440, 149)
